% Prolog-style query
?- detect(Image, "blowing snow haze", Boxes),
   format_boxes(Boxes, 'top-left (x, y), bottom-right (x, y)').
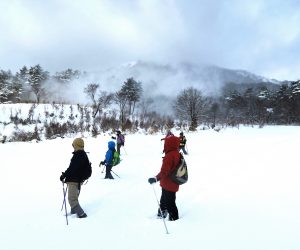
top-left (42, 60), bottom-right (283, 107)
top-left (89, 60), bottom-right (282, 97)
top-left (43, 60), bottom-right (283, 116)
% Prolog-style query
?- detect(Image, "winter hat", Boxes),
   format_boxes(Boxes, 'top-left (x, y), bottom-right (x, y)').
top-left (72, 138), bottom-right (84, 151)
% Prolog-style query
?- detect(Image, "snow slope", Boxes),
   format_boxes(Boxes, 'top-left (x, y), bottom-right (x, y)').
top-left (0, 126), bottom-right (300, 250)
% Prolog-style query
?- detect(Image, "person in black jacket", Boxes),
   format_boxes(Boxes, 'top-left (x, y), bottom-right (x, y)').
top-left (60, 138), bottom-right (90, 218)
top-left (179, 132), bottom-right (188, 155)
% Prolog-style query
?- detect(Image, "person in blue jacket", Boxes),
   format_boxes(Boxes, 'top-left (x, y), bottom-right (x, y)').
top-left (100, 141), bottom-right (116, 179)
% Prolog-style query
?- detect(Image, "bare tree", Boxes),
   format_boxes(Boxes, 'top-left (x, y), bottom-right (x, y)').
top-left (84, 83), bottom-right (99, 106)
top-left (210, 102), bottom-right (219, 128)
top-left (93, 91), bottom-right (114, 118)
top-left (174, 87), bottom-right (205, 130)
top-left (114, 90), bottom-right (128, 129)
top-left (138, 97), bottom-right (154, 122)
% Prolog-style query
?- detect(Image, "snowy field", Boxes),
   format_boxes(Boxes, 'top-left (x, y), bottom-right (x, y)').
top-left (0, 126), bottom-right (300, 250)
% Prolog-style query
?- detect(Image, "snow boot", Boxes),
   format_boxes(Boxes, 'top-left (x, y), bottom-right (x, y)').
top-left (105, 166), bottom-right (114, 179)
top-left (157, 209), bottom-right (168, 219)
top-left (168, 212), bottom-right (179, 221)
top-left (78, 212), bottom-right (87, 218)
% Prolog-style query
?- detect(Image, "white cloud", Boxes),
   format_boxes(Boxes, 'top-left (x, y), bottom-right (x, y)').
top-left (0, 0), bottom-right (300, 81)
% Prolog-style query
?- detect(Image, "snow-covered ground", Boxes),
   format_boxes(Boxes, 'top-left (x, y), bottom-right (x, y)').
top-left (0, 125), bottom-right (300, 250)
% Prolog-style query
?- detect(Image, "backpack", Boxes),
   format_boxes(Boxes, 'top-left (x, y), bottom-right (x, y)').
top-left (171, 153), bottom-right (188, 185)
top-left (81, 161), bottom-right (92, 182)
top-left (112, 151), bottom-right (121, 166)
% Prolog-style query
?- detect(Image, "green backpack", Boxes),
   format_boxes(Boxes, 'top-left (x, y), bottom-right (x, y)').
top-left (112, 151), bottom-right (121, 166)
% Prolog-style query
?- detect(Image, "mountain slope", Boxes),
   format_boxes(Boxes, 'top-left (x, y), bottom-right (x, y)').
top-left (92, 61), bottom-right (281, 96)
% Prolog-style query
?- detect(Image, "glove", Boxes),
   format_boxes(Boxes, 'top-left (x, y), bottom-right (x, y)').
top-left (60, 172), bottom-right (65, 182)
top-left (148, 177), bottom-right (157, 184)
top-left (99, 161), bottom-right (105, 166)
top-left (111, 136), bottom-right (116, 139)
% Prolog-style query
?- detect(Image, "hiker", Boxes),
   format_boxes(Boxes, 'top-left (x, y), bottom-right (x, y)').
top-left (148, 136), bottom-right (181, 221)
top-left (161, 130), bottom-right (174, 153)
top-left (115, 130), bottom-right (125, 155)
top-left (99, 140), bottom-right (116, 179)
top-left (179, 132), bottom-right (188, 155)
top-left (160, 130), bottom-right (174, 141)
top-left (60, 138), bottom-right (90, 218)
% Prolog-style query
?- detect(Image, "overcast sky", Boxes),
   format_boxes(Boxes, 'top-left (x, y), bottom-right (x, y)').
top-left (0, 0), bottom-right (300, 81)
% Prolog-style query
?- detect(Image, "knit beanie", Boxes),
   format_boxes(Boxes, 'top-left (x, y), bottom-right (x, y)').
top-left (72, 138), bottom-right (84, 151)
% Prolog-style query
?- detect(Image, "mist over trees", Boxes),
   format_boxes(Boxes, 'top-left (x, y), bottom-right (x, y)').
top-left (1, 64), bottom-right (300, 138)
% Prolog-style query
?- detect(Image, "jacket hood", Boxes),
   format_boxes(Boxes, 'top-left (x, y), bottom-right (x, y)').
top-left (164, 136), bottom-right (180, 153)
top-left (108, 141), bottom-right (116, 150)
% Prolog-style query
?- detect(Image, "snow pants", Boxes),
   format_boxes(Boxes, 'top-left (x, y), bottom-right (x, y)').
top-left (179, 146), bottom-right (188, 155)
top-left (117, 143), bottom-right (121, 154)
top-left (159, 188), bottom-right (179, 221)
top-left (67, 182), bottom-right (85, 216)
top-left (104, 165), bottom-right (114, 179)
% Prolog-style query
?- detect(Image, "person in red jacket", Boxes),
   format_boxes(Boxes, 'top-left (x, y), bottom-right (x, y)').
top-left (148, 136), bottom-right (181, 221)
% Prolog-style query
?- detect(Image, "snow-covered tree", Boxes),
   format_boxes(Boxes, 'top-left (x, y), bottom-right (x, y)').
top-left (0, 70), bottom-right (13, 103)
top-left (54, 68), bottom-right (81, 84)
top-left (120, 77), bottom-right (143, 118)
top-left (28, 65), bottom-right (49, 103)
top-left (289, 80), bottom-right (300, 122)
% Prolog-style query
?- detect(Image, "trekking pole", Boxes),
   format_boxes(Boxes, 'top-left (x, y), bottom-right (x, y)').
top-left (111, 169), bottom-right (120, 178)
top-left (122, 146), bottom-right (127, 155)
top-left (151, 184), bottom-right (169, 234)
top-left (62, 183), bottom-right (69, 225)
top-left (61, 185), bottom-right (68, 211)
top-left (101, 164), bottom-right (106, 173)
